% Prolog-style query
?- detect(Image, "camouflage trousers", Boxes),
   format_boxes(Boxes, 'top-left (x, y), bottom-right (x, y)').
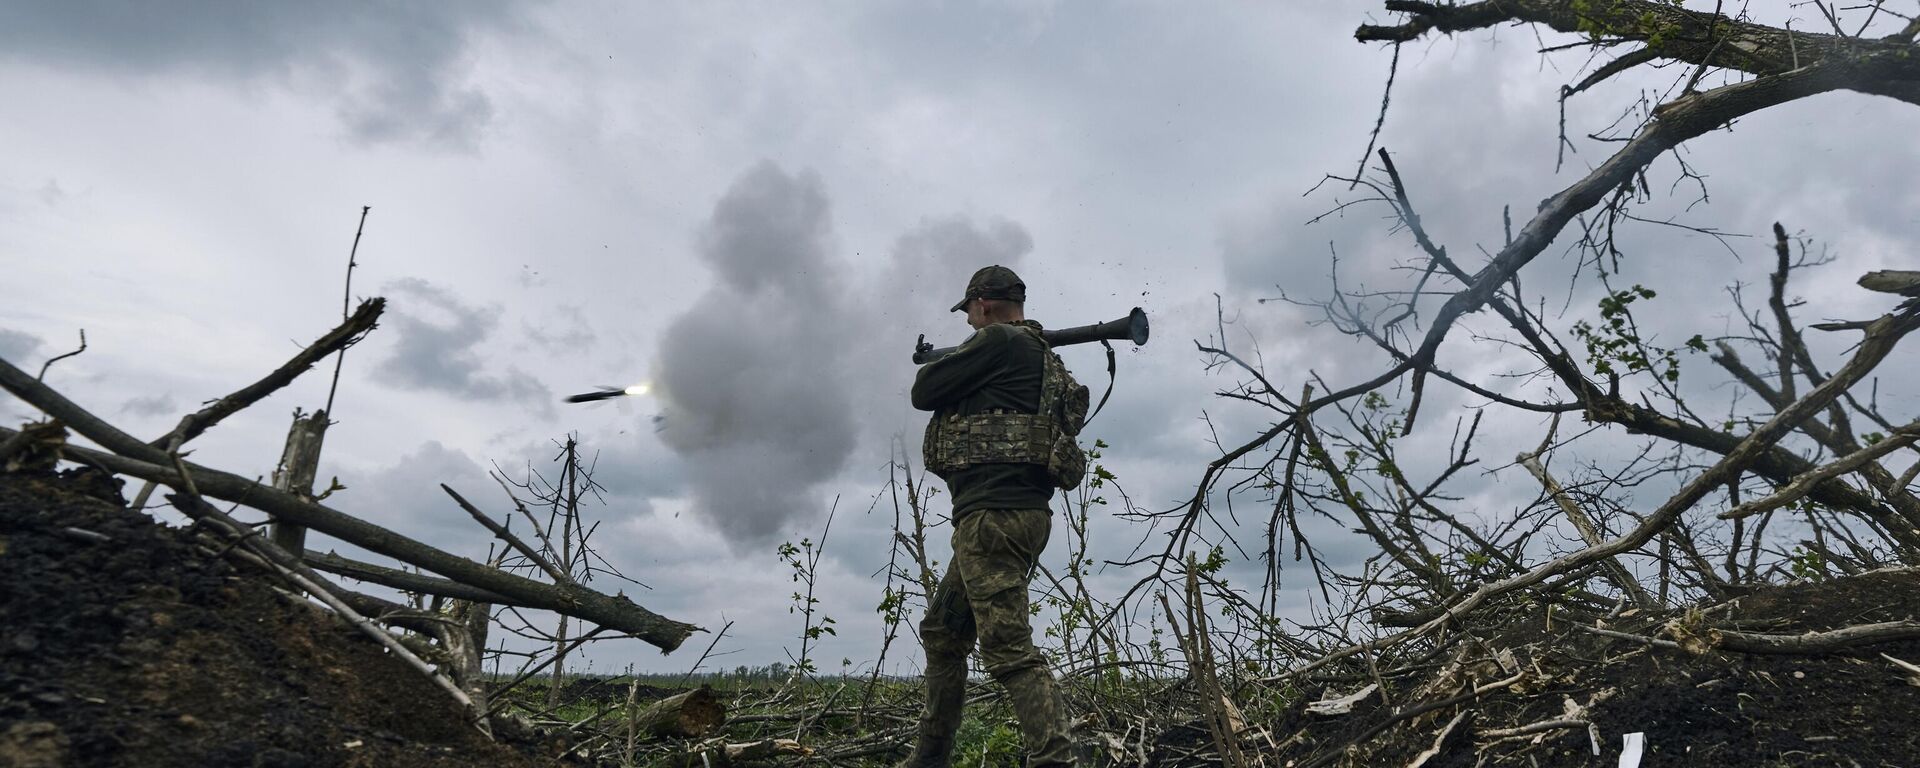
top-left (907, 508), bottom-right (1076, 768)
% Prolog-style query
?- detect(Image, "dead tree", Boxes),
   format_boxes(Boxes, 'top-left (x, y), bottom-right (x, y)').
top-left (1101, 0), bottom-right (1920, 727)
top-left (482, 434), bottom-right (644, 707)
top-left (1068, 7), bottom-right (1920, 764)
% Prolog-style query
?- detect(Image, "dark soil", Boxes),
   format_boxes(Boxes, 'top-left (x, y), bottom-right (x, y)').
top-left (1271, 571), bottom-right (1920, 767)
top-left (0, 468), bottom-right (555, 768)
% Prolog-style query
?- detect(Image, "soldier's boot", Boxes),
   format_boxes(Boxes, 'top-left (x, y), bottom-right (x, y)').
top-left (900, 663), bottom-right (966, 768)
top-left (997, 665), bottom-right (1078, 768)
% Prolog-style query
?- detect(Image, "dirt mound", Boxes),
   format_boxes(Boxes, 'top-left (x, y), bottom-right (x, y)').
top-left (0, 468), bottom-right (548, 768)
top-left (1272, 571), bottom-right (1920, 767)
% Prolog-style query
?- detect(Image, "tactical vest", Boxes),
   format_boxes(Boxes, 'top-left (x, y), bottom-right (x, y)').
top-left (923, 324), bottom-right (1090, 490)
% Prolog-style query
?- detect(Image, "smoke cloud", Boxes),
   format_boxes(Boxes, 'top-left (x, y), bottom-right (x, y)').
top-left (653, 162), bottom-right (1042, 547)
top-left (653, 162), bottom-right (857, 546)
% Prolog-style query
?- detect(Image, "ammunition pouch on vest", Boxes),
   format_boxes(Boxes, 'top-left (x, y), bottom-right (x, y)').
top-left (922, 325), bottom-right (1089, 490)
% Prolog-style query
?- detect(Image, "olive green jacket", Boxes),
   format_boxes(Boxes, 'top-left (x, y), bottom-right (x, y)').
top-left (911, 321), bottom-right (1055, 519)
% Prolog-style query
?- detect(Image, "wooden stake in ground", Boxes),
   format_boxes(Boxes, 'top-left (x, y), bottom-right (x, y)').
top-left (270, 408), bottom-right (329, 556)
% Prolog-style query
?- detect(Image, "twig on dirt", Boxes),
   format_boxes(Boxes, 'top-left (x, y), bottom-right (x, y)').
top-left (1299, 670), bottom-right (1526, 768)
top-left (1883, 653), bottom-right (1920, 674)
top-left (1479, 717), bottom-right (1590, 741)
top-left (1882, 653), bottom-right (1920, 686)
top-left (59, 526), bottom-right (112, 544)
top-left (1715, 620), bottom-right (1920, 654)
top-left (1489, 695), bottom-right (1606, 754)
top-left (36, 329), bottom-right (86, 381)
top-left (1404, 710), bottom-right (1467, 768)
top-left (1570, 623), bottom-right (1682, 650)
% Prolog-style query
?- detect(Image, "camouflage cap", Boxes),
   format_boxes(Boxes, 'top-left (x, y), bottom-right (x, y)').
top-left (950, 265), bottom-right (1027, 312)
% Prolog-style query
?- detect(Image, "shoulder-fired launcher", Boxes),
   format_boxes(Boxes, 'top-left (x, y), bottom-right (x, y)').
top-left (913, 307), bottom-right (1149, 364)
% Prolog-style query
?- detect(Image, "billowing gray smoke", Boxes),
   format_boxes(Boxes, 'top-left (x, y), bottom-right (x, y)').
top-left (654, 162), bottom-right (858, 545)
top-left (653, 162), bottom-right (1039, 547)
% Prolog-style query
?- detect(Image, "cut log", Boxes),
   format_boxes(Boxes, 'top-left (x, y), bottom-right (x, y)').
top-left (633, 686), bottom-right (725, 741)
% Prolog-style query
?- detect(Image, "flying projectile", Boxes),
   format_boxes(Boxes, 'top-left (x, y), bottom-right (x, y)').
top-left (564, 382), bottom-right (651, 404)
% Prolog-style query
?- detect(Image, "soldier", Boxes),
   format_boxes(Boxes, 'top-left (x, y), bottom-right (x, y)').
top-left (905, 265), bottom-right (1079, 768)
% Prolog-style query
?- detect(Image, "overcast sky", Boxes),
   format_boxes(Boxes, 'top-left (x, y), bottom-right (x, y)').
top-left (5, 1), bottom-right (1916, 674)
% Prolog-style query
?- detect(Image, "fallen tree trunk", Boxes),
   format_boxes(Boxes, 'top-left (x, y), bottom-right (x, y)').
top-left (0, 357), bottom-right (699, 652)
top-left (305, 550), bottom-right (518, 606)
top-left (34, 433), bottom-right (699, 652)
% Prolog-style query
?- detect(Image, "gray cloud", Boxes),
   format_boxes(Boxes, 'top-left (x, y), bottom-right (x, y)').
top-left (373, 277), bottom-right (552, 411)
top-left (37, 180), bottom-right (67, 208)
top-left (118, 393), bottom-right (177, 418)
top-left (520, 305), bottom-right (596, 350)
top-left (324, 440), bottom-right (498, 562)
top-left (0, 329), bottom-right (43, 364)
top-left (0, 1), bottom-right (523, 149)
